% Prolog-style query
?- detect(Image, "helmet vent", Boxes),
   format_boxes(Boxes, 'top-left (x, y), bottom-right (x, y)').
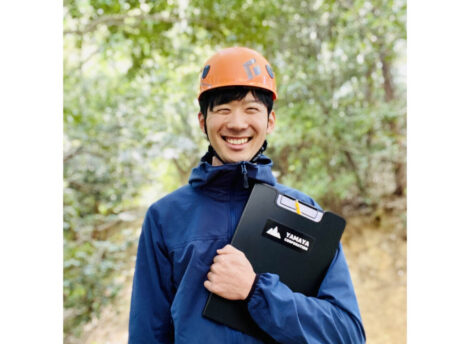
top-left (201, 65), bottom-right (210, 79)
top-left (266, 65), bottom-right (274, 79)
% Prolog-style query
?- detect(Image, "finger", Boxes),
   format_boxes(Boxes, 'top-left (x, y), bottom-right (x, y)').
top-left (217, 244), bottom-right (237, 254)
top-left (217, 244), bottom-right (234, 253)
top-left (204, 280), bottom-right (221, 295)
top-left (203, 280), bottom-right (213, 292)
top-left (210, 262), bottom-right (224, 274)
top-left (207, 271), bottom-right (215, 281)
top-left (226, 245), bottom-right (243, 256)
top-left (213, 254), bottom-right (221, 263)
top-left (213, 254), bottom-right (226, 264)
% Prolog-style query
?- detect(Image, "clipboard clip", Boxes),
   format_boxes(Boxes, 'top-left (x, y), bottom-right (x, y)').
top-left (276, 194), bottom-right (324, 222)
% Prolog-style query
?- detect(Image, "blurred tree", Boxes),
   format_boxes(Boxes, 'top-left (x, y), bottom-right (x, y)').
top-left (64, 2), bottom-right (207, 338)
top-left (260, 0), bottom-right (406, 209)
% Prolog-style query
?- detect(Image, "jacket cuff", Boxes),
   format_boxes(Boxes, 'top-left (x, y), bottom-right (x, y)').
top-left (245, 273), bottom-right (260, 301)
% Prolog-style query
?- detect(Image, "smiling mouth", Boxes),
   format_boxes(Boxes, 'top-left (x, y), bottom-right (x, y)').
top-left (223, 136), bottom-right (251, 145)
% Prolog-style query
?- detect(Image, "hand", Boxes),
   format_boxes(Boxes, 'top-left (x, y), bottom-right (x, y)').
top-left (204, 244), bottom-right (256, 300)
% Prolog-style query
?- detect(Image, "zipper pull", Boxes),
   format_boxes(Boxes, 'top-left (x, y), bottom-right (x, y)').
top-left (241, 162), bottom-right (249, 189)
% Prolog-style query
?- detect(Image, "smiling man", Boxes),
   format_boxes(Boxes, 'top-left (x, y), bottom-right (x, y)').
top-left (198, 90), bottom-right (275, 165)
top-left (128, 47), bottom-right (365, 343)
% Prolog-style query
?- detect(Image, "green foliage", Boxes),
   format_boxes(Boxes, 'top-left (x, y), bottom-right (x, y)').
top-left (64, 0), bottom-right (406, 340)
top-left (265, 0), bottom-right (406, 208)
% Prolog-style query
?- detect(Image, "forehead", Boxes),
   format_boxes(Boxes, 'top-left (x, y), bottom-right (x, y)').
top-left (240, 92), bottom-right (261, 103)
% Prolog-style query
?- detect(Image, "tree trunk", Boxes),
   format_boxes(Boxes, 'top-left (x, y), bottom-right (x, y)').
top-left (380, 51), bottom-right (395, 102)
top-left (380, 50), bottom-right (406, 196)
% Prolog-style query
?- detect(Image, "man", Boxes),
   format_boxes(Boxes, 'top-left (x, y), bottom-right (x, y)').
top-left (128, 47), bottom-right (366, 343)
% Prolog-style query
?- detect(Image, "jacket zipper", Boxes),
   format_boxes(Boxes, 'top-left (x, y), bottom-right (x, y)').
top-left (241, 162), bottom-right (249, 189)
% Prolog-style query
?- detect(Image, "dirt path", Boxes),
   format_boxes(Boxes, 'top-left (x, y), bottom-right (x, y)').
top-left (343, 214), bottom-right (407, 343)
top-left (82, 213), bottom-right (407, 344)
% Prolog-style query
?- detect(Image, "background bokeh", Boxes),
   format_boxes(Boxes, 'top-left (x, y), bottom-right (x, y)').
top-left (63, 0), bottom-right (406, 343)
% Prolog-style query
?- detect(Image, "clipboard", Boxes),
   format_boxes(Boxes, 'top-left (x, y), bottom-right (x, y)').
top-left (202, 183), bottom-right (346, 340)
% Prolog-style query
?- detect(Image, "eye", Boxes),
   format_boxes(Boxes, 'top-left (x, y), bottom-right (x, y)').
top-left (215, 108), bottom-right (230, 114)
top-left (246, 107), bottom-right (262, 113)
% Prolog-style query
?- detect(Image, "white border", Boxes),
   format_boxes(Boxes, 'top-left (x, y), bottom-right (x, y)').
top-left (408, 0), bottom-right (470, 342)
top-left (0, 2), bottom-right (63, 342)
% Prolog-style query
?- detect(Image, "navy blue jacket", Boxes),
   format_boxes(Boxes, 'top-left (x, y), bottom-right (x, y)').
top-left (129, 154), bottom-right (365, 343)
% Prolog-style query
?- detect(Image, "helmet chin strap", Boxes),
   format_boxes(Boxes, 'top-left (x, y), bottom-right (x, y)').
top-left (250, 139), bottom-right (268, 163)
top-left (207, 140), bottom-right (268, 165)
top-left (207, 144), bottom-right (226, 164)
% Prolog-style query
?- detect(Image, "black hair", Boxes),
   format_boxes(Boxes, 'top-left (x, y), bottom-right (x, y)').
top-left (198, 86), bottom-right (274, 119)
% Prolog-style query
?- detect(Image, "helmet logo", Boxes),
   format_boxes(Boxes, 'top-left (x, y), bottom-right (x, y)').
top-left (243, 58), bottom-right (261, 80)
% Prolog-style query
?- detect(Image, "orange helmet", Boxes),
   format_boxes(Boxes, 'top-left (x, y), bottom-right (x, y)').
top-left (198, 47), bottom-right (277, 100)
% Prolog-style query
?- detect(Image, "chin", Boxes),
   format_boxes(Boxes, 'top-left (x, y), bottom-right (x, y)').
top-left (226, 154), bottom-right (252, 163)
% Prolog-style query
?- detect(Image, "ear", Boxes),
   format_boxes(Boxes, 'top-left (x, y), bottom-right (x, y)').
top-left (198, 112), bottom-right (206, 134)
top-left (267, 110), bottom-right (276, 134)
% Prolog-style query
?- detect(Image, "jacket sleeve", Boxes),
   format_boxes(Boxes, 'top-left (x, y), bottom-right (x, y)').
top-left (128, 208), bottom-right (174, 344)
top-left (247, 243), bottom-right (365, 344)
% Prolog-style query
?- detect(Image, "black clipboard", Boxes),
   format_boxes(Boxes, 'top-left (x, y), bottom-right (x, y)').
top-left (202, 183), bottom-right (346, 340)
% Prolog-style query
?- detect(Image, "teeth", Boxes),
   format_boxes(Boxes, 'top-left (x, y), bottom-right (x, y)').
top-left (226, 137), bottom-right (249, 145)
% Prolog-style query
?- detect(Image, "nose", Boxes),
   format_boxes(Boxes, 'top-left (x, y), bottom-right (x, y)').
top-left (226, 108), bottom-right (248, 131)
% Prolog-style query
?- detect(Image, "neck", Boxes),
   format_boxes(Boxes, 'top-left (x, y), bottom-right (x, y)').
top-left (211, 156), bottom-right (224, 166)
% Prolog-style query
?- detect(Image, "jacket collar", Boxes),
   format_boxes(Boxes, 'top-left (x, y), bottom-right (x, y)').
top-left (188, 152), bottom-right (276, 199)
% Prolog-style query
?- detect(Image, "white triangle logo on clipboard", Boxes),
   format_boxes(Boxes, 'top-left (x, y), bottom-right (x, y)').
top-left (266, 226), bottom-right (281, 239)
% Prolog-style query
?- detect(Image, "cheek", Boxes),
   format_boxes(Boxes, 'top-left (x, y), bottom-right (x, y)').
top-left (205, 117), bottom-right (223, 136)
top-left (253, 118), bottom-right (269, 132)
